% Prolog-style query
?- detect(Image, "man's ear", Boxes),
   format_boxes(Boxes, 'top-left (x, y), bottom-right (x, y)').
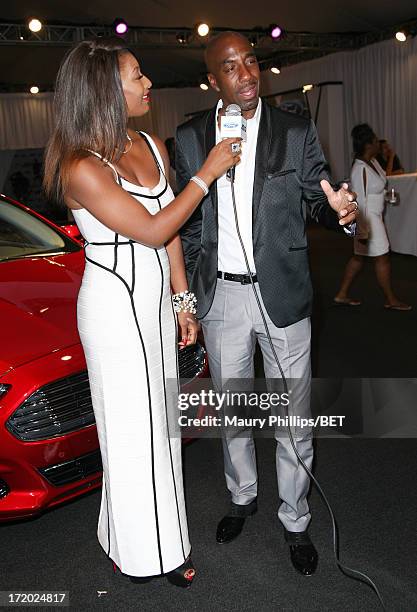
top-left (207, 73), bottom-right (219, 92)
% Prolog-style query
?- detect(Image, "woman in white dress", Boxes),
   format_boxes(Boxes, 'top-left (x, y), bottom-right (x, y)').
top-left (334, 124), bottom-right (411, 310)
top-left (43, 37), bottom-right (241, 587)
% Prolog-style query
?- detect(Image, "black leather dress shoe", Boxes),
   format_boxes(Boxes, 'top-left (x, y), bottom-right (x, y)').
top-left (216, 500), bottom-right (257, 544)
top-left (284, 529), bottom-right (318, 576)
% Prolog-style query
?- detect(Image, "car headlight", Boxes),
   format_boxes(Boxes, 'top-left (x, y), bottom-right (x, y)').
top-left (0, 384), bottom-right (11, 400)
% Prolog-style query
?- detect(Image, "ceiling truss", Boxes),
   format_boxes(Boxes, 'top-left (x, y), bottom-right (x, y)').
top-left (1, 20), bottom-right (416, 89)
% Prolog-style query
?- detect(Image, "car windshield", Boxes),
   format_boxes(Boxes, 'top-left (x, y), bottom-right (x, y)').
top-left (0, 200), bottom-right (79, 262)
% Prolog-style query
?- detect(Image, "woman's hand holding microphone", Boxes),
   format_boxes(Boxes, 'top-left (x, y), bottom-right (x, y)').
top-left (195, 137), bottom-right (241, 188)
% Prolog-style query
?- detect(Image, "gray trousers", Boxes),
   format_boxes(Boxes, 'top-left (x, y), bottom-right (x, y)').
top-left (201, 278), bottom-right (313, 532)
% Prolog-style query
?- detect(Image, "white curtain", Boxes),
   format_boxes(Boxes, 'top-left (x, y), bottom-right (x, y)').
top-left (262, 36), bottom-right (417, 177)
top-left (0, 93), bottom-right (56, 150)
top-left (345, 37), bottom-right (417, 175)
top-left (1, 36), bottom-right (416, 179)
top-left (130, 87), bottom-right (218, 142)
top-left (0, 88), bottom-right (217, 151)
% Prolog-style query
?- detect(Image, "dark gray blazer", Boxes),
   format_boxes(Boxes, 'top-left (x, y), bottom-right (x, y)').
top-left (176, 99), bottom-right (342, 328)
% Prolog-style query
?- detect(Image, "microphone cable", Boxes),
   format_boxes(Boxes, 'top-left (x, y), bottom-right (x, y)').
top-left (228, 178), bottom-right (386, 610)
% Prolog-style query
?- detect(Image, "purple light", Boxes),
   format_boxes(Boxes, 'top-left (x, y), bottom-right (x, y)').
top-left (271, 25), bottom-right (282, 39)
top-left (115, 20), bottom-right (128, 35)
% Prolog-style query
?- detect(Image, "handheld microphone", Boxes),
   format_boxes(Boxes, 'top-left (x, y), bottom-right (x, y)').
top-left (220, 104), bottom-right (247, 182)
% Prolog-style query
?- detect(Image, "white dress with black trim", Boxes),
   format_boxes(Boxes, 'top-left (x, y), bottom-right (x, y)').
top-left (72, 132), bottom-right (190, 577)
top-left (352, 157), bottom-right (390, 257)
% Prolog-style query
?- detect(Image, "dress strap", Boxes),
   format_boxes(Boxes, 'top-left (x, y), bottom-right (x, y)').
top-left (86, 149), bottom-right (119, 182)
top-left (137, 132), bottom-right (166, 179)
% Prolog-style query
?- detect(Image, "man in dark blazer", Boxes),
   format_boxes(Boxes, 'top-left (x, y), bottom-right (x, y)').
top-left (176, 32), bottom-right (357, 576)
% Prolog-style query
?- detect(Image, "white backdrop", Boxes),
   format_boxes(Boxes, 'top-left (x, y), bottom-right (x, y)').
top-left (1, 35), bottom-right (416, 182)
top-left (0, 88), bottom-right (218, 150)
top-left (262, 36), bottom-right (417, 178)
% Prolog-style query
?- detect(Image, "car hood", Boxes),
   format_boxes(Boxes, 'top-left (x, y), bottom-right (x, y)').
top-left (0, 251), bottom-right (84, 375)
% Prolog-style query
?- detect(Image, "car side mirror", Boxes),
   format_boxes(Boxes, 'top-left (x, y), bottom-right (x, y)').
top-left (61, 224), bottom-right (83, 243)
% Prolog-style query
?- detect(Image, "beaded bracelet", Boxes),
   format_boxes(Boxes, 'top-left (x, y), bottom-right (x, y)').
top-left (189, 175), bottom-right (209, 196)
top-left (172, 290), bottom-right (197, 314)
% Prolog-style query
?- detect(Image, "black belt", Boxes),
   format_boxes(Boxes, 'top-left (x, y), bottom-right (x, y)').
top-left (217, 271), bottom-right (257, 284)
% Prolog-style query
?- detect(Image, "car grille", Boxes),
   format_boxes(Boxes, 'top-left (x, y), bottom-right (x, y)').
top-left (7, 371), bottom-right (95, 442)
top-left (7, 343), bottom-right (206, 442)
top-left (178, 342), bottom-right (206, 381)
top-left (38, 449), bottom-right (102, 486)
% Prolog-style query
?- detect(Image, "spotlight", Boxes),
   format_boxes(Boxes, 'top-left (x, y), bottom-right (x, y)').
top-left (302, 84), bottom-right (314, 93)
top-left (176, 32), bottom-right (190, 44)
top-left (30, 86), bottom-right (39, 94)
top-left (395, 30), bottom-right (407, 42)
top-left (28, 18), bottom-right (42, 33)
top-left (269, 24), bottom-right (282, 39)
top-left (197, 23), bottom-right (210, 37)
top-left (270, 66), bottom-right (281, 74)
top-left (113, 18), bottom-right (128, 36)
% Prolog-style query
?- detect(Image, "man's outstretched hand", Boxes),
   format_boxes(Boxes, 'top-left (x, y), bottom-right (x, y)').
top-left (320, 180), bottom-right (358, 226)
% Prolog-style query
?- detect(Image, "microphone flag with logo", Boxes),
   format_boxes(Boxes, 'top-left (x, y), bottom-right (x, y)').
top-left (220, 104), bottom-right (247, 182)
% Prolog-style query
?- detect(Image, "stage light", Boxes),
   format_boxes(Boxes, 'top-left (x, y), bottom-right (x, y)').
top-left (270, 66), bottom-right (281, 74)
top-left (269, 24), bottom-right (282, 39)
top-left (30, 86), bottom-right (39, 94)
top-left (197, 23), bottom-right (210, 37)
top-left (302, 84), bottom-right (313, 93)
top-left (395, 30), bottom-right (407, 42)
top-left (113, 18), bottom-right (128, 35)
top-left (176, 32), bottom-right (190, 44)
top-left (28, 18), bottom-right (42, 33)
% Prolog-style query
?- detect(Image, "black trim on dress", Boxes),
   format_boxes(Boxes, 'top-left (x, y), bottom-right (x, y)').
top-left (154, 196), bottom-right (187, 562)
top-left (84, 252), bottom-right (164, 575)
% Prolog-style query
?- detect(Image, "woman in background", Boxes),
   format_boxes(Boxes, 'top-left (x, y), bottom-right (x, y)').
top-left (44, 37), bottom-right (240, 587)
top-left (334, 124), bottom-right (411, 311)
top-left (376, 139), bottom-right (404, 176)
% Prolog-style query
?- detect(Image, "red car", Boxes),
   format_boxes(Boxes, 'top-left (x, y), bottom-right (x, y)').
top-left (0, 195), bottom-right (206, 521)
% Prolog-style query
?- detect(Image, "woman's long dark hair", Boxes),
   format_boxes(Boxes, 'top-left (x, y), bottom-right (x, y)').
top-left (44, 37), bottom-right (131, 201)
top-left (351, 123), bottom-right (376, 158)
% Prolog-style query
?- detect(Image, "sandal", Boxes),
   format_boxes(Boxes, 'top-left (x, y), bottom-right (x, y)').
top-left (384, 303), bottom-right (412, 311)
top-left (165, 557), bottom-right (196, 589)
top-left (333, 297), bottom-right (362, 307)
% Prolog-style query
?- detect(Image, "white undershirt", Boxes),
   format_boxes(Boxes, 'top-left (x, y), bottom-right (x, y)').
top-left (216, 98), bottom-right (261, 274)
